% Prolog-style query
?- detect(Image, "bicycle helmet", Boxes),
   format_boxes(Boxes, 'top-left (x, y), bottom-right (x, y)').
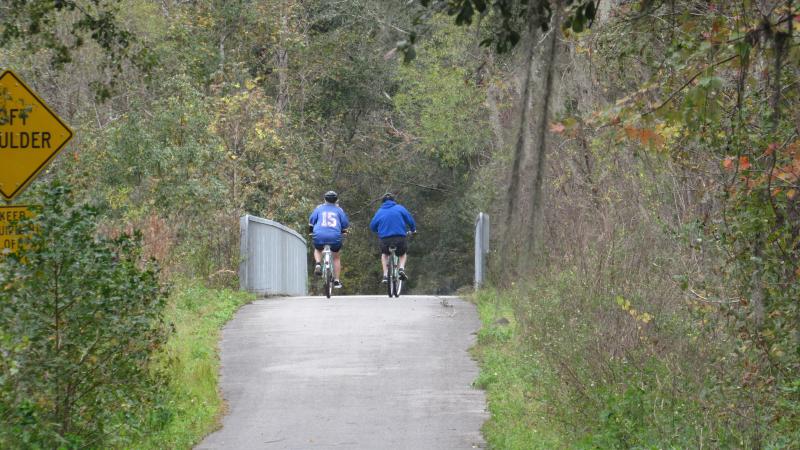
top-left (324, 190), bottom-right (338, 203)
top-left (382, 192), bottom-right (395, 202)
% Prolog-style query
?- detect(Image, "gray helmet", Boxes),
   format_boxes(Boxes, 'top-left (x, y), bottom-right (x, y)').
top-left (382, 192), bottom-right (394, 202)
top-left (324, 191), bottom-right (338, 203)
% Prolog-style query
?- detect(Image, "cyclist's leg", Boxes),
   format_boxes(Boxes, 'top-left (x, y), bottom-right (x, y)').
top-left (395, 236), bottom-right (408, 269)
top-left (312, 241), bottom-right (324, 264)
top-left (333, 251), bottom-right (342, 280)
top-left (312, 243), bottom-right (323, 274)
top-left (381, 254), bottom-right (389, 276)
top-left (379, 238), bottom-right (390, 276)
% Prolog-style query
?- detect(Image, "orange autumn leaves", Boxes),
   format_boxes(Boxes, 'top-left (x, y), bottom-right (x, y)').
top-left (722, 155), bottom-right (751, 171)
top-left (623, 126), bottom-right (665, 148)
top-left (723, 141), bottom-right (800, 199)
top-left (547, 117), bottom-right (798, 201)
top-left (550, 119), bottom-right (667, 149)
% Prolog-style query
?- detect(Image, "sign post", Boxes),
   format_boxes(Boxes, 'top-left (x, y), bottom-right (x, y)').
top-left (0, 69), bottom-right (73, 202)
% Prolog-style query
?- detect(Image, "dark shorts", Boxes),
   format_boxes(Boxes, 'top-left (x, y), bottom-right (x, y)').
top-left (380, 235), bottom-right (407, 256)
top-left (314, 242), bottom-right (342, 252)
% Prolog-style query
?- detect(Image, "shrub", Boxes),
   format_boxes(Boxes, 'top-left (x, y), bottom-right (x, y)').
top-left (0, 183), bottom-right (170, 448)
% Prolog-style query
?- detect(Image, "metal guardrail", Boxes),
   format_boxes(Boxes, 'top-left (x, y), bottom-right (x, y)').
top-left (475, 212), bottom-right (490, 289)
top-left (239, 215), bottom-right (307, 296)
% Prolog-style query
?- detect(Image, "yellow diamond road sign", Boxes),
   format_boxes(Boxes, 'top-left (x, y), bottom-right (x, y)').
top-left (0, 70), bottom-right (73, 201)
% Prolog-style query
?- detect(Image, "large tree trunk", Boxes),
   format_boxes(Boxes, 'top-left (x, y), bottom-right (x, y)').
top-left (502, 3), bottom-right (563, 276)
top-left (485, 54), bottom-right (507, 150)
top-left (275, 3), bottom-right (290, 116)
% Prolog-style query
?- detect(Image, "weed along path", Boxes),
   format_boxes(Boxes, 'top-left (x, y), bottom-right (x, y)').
top-left (196, 295), bottom-right (487, 450)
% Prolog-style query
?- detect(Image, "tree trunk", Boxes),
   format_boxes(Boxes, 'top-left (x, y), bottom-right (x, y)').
top-left (485, 54), bottom-right (507, 150)
top-left (526, 7), bottom-right (561, 259)
top-left (502, 2), bottom-right (563, 275)
top-left (502, 22), bottom-right (538, 276)
top-left (275, 4), bottom-right (290, 117)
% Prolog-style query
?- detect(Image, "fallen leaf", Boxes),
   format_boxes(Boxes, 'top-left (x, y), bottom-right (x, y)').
top-left (723, 157), bottom-right (735, 170)
top-left (739, 155), bottom-right (751, 170)
top-left (549, 122), bottom-right (566, 134)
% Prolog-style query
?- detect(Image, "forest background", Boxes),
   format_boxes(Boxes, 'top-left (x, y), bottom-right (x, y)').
top-left (1, 0), bottom-right (798, 448)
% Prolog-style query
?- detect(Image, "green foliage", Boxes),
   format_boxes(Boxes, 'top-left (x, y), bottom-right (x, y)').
top-left (543, 2), bottom-right (800, 445)
top-left (0, 183), bottom-right (169, 448)
top-left (474, 264), bottom-right (768, 448)
top-left (0, 0), bottom-right (153, 99)
top-left (2, 0), bottom-right (489, 295)
top-left (395, 18), bottom-right (492, 167)
top-left (409, 0), bottom-right (599, 57)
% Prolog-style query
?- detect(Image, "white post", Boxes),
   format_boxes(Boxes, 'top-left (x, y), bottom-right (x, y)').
top-left (475, 212), bottom-right (490, 289)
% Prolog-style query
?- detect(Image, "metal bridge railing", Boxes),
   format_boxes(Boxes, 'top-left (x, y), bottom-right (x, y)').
top-left (239, 215), bottom-right (307, 296)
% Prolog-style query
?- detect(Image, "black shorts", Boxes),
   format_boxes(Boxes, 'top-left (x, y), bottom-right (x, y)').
top-left (380, 236), bottom-right (407, 256)
top-left (314, 242), bottom-right (342, 252)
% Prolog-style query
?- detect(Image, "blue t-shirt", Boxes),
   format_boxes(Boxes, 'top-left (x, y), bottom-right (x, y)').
top-left (309, 203), bottom-right (349, 244)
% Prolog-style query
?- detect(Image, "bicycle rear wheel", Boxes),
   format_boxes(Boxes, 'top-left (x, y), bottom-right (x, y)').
top-left (387, 252), bottom-right (395, 298)
top-left (323, 255), bottom-right (333, 299)
top-left (394, 279), bottom-right (402, 298)
top-left (322, 248), bottom-right (334, 299)
top-left (325, 270), bottom-right (333, 298)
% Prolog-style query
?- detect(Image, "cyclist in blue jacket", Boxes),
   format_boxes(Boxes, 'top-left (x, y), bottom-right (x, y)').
top-left (309, 191), bottom-right (349, 289)
top-left (369, 193), bottom-right (416, 283)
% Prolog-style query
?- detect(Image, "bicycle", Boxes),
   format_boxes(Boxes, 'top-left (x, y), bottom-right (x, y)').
top-left (313, 230), bottom-right (347, 299)
top-left (386, 231), bottom-right (413, 298)
top-left (320, 244), bottom-right (334, 299)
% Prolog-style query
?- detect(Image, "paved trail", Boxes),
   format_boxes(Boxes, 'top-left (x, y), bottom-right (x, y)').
top-left (196, 295), bottom-right (487, 450)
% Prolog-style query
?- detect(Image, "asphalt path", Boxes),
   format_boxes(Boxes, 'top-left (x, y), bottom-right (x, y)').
top-left (196, 295), bottom-right (487, 450)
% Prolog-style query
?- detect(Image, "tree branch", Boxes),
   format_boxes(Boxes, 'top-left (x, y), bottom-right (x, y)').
top-left (643, 54), bottom-right (739, 116)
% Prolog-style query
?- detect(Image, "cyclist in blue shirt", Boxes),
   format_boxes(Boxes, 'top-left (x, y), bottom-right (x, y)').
top-left (369, 193), bottom-right (416, 283)
top-left (309, 191), bottom-right (350, 289)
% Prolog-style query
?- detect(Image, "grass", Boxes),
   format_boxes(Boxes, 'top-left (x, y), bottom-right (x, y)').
top-left (470, 265), bottom-right (799, 449)
top-left (471, 288), bottom-right (564, 449)
top-left (131, 283), bottom-right (254, 449)
top-left (470, 277), bottom-right (693, 450)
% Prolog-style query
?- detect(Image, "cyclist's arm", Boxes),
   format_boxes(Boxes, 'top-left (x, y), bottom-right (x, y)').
top-left (308, 209), bottom-right (318, 234)
top-left (339, 208), bottom-right (350, 231)
top-left (369, 213), bottom-right (379, 233)
top-left (401, 207), bottom-right (416, 233)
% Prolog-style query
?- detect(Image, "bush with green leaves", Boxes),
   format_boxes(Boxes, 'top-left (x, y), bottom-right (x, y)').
top-left (0, 184), bottom-right (170, 448)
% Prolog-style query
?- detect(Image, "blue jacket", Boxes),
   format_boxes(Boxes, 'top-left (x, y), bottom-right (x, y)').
top-left (309, 203), bottom-right (349, 244)
top-left (370, 200), bottom-right (416, 239)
